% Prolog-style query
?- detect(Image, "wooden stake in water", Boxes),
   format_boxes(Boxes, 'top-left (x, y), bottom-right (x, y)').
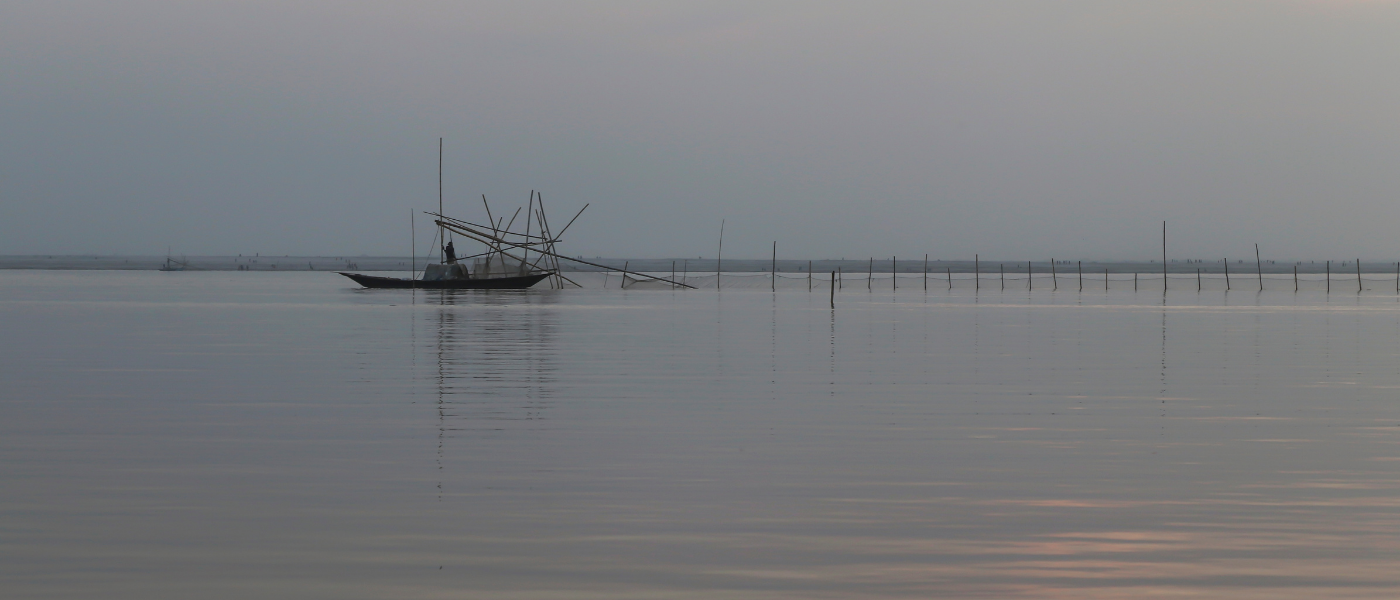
top-left (808, 260), bottom-right (813, 291)
top-left (1224, 259), bottom-right (1230, 291)
top-left (410, 208), bottom-right (416, 290)
top-left (1256, 243), bottom-right (1263, 291)
top-left (1051, 258), bottom-right (1057, 290)
top-left (716, 219), bottom-right (725, 290)
top-left (1028, 261), bottom-right (1033, 291)
top-left (975, 254), bottom-right (979, 291)
top-left (838, 267), bottom-right (842, 290)
top-left (893, 256), bottom-right (897, 291)
top-left (1294, 265), bottom-right (1298, 292)
top-left (1134, 271), bottom-right (1138, 291)
top-left (1198, 268), bottom-right (1202, 292)
top-left (830, 271), bottom-right (836, 308)
top-left (868, 257), bottom-right (873, 291)
top-left (1163, 221), bottom-right (1168, 293)
top-left (1326, 260), bottom-right (1330, 293)
top-left (947, 266), bottom-right (952, 290)
top-left (924, 254), bottom-right (928, 291)
top-left (672, 261), bottom-right (677, 290)
top-left (621, 261), bottom-right (629, 289)
top-left (1000, 263), bottom-right (1005, 290)
top-left (1078, 260), bottom-right (1083, 291)
top-left (771, 241), bottom-right (776, 292)
top-left (1358, 259), bottom-right (1363, 293)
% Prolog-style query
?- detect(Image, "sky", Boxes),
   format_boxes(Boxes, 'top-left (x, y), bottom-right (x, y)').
top-left (3, 1), bottom-right (1400, 261)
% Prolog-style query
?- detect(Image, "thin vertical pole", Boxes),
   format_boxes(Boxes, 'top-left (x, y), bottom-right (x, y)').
top-left (1294, 265), bottom-right (1298, 292)
top-left (1358, 259), bottom-right (1363, 293)
top-left (947, 267), bottom-right (952, 290)
top-left (808, 260), bottom-right (813, 291)
top-left (523, 191), bottom-right (532, 270)
top-left (838, 267), bottom-right (842, 290)
top-left (771, 241), bottom-right (776, 292)
top-left (1105, 268), bottom-right (1108, 291)
top-left (1326, 260), bottom-right (1330, 293)
top-left (683, 259), bottom-right (688, 286)
top-left (1225, 259), bottom-right (1231, 291)
top-left (830, 271), bottom-right (836, 308)
top-left (1028, 261), bottom-right (1033, 291)
top-left (1000, 263), bottom-right (1005, 290)
top-left (924, 254), bottom-right (928, 291)
top-left (1134, 272), bottom-right (1138, 291)
top-left (868, 257), bottom-right (873, 291)
top-left (1051, 258), bottom-right (1057, 290)
top-left (410, 209), bottom-right (416, 289)
top-left (1078, 260), bottom-right (1082, 291)
top-left (438, 138), bottom-right (444, 263)
top-left (1163, 221), bottom-right (1167, 293)
top-left (1256, 243), bottom-right (1263, 291)
top-left (672, 261), bottom-right (676, 289)
top-left (975, 254), bottom-right (980, 291)
top-left (893, 256), bottom-right (897, 291)
top-left (1198, 268), bottom-right (1202, 291)
top-left (621, 261), bottom-right (629, 289)
top-left (716, 219), bottom-right (725, 290)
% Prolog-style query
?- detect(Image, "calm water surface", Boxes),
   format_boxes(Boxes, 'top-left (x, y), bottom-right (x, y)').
top-left (6, 271), bottom-right (1400, 598)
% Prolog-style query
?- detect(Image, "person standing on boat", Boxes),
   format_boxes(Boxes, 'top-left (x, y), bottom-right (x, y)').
top-left (444, 241), bottom-right (457, 264)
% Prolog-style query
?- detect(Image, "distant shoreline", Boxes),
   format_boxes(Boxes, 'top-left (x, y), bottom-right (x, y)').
top-left (0, 255), bottom-right (1385, 274)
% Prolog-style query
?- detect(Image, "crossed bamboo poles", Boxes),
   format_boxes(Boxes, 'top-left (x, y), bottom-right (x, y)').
top-left (428, 196), bottom-right (696, 290)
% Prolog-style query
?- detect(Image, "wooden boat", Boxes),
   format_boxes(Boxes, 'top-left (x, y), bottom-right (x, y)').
top-left (340, 139), bottom-right (695, 291)
top-left (339, 271), bottom-right (551, 289)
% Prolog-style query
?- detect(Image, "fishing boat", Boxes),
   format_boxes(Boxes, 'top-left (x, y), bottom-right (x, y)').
top-left (340, 139), bottom-right (695, 291)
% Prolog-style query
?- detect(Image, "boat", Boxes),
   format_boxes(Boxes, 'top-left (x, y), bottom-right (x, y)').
top-left (340, 139), bottom-right (696, 291)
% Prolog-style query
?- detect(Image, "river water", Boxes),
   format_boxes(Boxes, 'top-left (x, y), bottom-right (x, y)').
top-left (6, 270), bottom-right (1400, 598)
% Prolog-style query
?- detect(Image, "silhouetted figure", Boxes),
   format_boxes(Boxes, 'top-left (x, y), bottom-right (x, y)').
top-left (444, 241), bottom-right (457, 263)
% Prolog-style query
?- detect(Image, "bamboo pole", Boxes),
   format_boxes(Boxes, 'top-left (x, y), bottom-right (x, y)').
top-left (1000, 263), bottom-right (1004, 290)
top-left (893, 256), bottom-right (897, 291)
top-left (717, 220), bottom-right (725, 290)
top-left (838, 267), bottom-right (842, 290)
top-left (809, 260), bottom-right (813, 291)
top-left (975, 254), bottom-right (979, 291)
top-left (1028, 261), bottom-right (1032, 291)
top-left (1105, 268), bottom-right (1108, 291)
top-left (924, 254), bottom-right (928, 291)
top-left (621, 261), bottom-right (629, 289)
top-left (1163, 221), bottom-right (1167, 293)
top-left (1326, 260), bottom-right (1330, 293)
top-left (410, 208), bottom-right (416, 289)
top-left (1051, 258), bottom-right (1057, 290)
top-left (672, 261), bottom-right (676, 290)
top-left (1198, 268), bottom-right (1202, 291)
top-left (868, 257), bottom-right (873, 291)
top-left (1225, 259), bottom-right (1230, 291)
top-left (438, 138), bottom-right (444, 264)
top-left (830, 271), bottom-right (836, 308)
top-left (1294, 265), bottom-right (1298, 292)
top-left (1358, 258), bottom-right (1363, 293)
top-left (771, 241), bottom-right (776, 292)
top-left (1078, 260), bottom-right (1082, 292)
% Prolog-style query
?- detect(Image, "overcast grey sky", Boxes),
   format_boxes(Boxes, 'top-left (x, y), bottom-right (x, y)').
top-left (3, 1), bottom-right (1399, 260)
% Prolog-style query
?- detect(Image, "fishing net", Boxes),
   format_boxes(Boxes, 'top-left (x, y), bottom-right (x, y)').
top-left (563, 269), bottom-right (1400, 293)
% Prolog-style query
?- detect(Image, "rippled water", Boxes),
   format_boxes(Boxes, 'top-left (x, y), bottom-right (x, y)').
top-left (6, 270), bottom-right (1400, 598)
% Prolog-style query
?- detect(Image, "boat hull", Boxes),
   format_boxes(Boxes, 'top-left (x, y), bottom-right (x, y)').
top-left (339, 272), bottom-right (552, 290)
